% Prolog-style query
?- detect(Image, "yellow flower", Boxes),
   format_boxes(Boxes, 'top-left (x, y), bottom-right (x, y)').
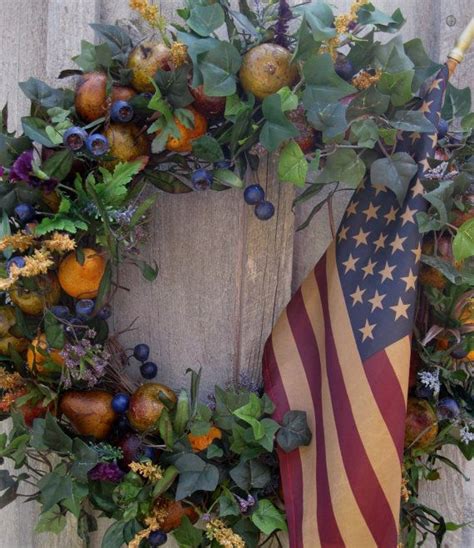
top-left (205, 518), bottom-right (245, 548)
top-left (0, 367), bottom-right (24, 391)
top-left (127, 508), bottom-right (167, 548)
top-left (43, 232), bottom-right (76, 253)
top-left (171, 42), bottom-right (189, 68)
top-left (129, 0), bottom-right (161, 27)
top-left (335, 14), bottom-right (352, 35)
top-left (352, 69), bottom-right (382, 90)
top-left (9, 248), bottom-right (54, 279)
top-left (0, 233), bottom-right (34, 253)
top-left (129, 460), bottom-right (163, 482)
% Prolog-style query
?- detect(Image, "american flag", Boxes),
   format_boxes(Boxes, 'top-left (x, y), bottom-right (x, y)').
top-left (263, 65), bottom-right (449, 547)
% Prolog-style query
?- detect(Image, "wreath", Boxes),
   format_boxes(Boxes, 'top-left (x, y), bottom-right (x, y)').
top-left (0, 1), bottom-right (472, 547)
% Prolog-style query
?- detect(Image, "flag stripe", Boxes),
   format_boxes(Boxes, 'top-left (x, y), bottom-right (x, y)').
top-left (363, 348), bottom-right (409, 463)
top-left (300, 271), bottom-right (377, 547)
top-left (385, 336), bottom-right (411, 403)
top-left (325, 244), bottom-right (404, 522)
top-left (268, 313), bottom-right (320, 547)
top-left (286, 291), bottom-right (344, 546)
top-left (262, 341), bottom-right (305, 548)
top-left (316, 250), bottom-right (399, 546)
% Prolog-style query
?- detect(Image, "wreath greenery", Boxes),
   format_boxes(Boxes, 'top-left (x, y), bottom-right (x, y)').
top-left (0, 1), bottom-right (473, 547)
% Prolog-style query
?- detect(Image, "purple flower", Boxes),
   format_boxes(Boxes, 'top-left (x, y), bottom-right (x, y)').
top-left (273, 0), bottom-right (292, 48)
top-left (235, 494), bottom-right (256, 514)
top-left (10, 150), bottom-right (34, 181)
top-left (88, 462), bottom-right (124, 482)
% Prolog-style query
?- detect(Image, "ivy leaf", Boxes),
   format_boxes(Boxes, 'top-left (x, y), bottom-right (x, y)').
top-left (303, 53), bottom-right (355, 107)
top-left (154, 65), bottom-right (194, 108)
top-left (350, 119), bottom-right (379, 148)
top-left (295, 1), bottom-right (336, 41)
top-left (35, 505), bottom-right (67, 534)
top-left (70, 438), bottom-right (98, 482)
top-left (421, 254), bottom-right (463, 285)
top-left (277, 410), bottom-right (312, 453)
top-left (41, 149), bottom-right (73, 181)
top-left (453, 218), bottom-right (474, 262)
top-left (346, 87), bottom-right (390, 120)
top-left (200, 42), bottom-right (241, 97)
top-left (356, 4), bottom-right (405, 32)
top-left (316, 148), bottom-right (365, 188)
top-left (278, 140), bottom-right (308, 187)
top-left (42, 412), bottom-right (73, 453)
top-left (229, 459), bottom-right (271, 491)
top-left (370, 152), bottom-right (417, 205)
top-left (44, 310), bottom-right (65, 349)
top-left (219, 493), bottom-right (240, 517)
top-left (73, 40), bottom-right (112, 72)
top-left (19, 78), bottom-right (74, 109)
top-left (175, 32), bottom-right (218, 88)
top-left (424, 180), bottom-right (454, 225)
top-left (277, 86), bottom-right (299, 112)
top-left (233, 393), bottom-right (264, 439)
top-left (442, 83), bottom-right (472, 120)
top-left (38, 470), bottom-right (73, 512)
top-left (404, 38), bottom-right (442, 91)
top-left (251, 499), bottom-right (288, 535)
top-left (62, 482), bottom-right (89, 518)
top-left (90, 23), bottom-right (132, 59)
top-left (260, 94), bottom-right (298, 152)
top-left (102, 521), bottom-right (126, 548)
top-left (174, 454), bottom-right (219, 500)
top-left (192, 135), bottom-right (224, 162)
top-left (173, 516), bottom-right (203, 548)
top-left (306, 102), bottom-right (348, 140)
top-left (292, 17), bottom-right (320, 63)
top-left (373, 35), bottom-right (414, 73)
top-left (257, 419), bottom-right (280, 452)
top-left (188, 4), bottom-right (225, 36)
top-left (21, 117), bottom-right (55, 147)
top-left (377, 70), bottom-right (414, 106)
top-left (390, 110), bottom-right (436, 133)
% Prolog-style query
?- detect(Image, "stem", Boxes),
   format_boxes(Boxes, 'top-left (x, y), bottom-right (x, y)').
top-left (327, 191), bottom-right (336, 239)
top-left (377, 139), bottom-right (391, 158)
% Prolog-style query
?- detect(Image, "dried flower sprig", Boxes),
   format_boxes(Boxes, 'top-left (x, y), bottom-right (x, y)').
top-left (205, 518), bottom-right (245, 548)
top-left (129, 460), bottom-right (163, 482)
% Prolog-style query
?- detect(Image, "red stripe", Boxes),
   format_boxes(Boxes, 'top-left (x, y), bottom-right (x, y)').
top-left (285, 288), bottom-right (344, 546)
top-left (364, 349), bottom-right (407, 464)
top-left (314, 256), bottom-right (399, 547)
top-left (263, 339), bottom-right (304, 548)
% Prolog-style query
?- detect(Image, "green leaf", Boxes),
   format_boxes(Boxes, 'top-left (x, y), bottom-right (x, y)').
top-left (206, 444), bottom-right (223, 458)
top-left (70, 438), bottom-right (98, 481)
top-left (174, 454), bottom-right (219, 500)
top-left (44, 311), bottom-right (65, 350)
top-left (21, 117), bottom-right (55, 147)
top-left (424, 180), bottom-right (454, 225)
top-left (135, 259), bottom-right (159, 282)
top-left (453, 218), bottom-right (474, 262)
top-left (101, 521), bottom-right (126, 548)
top-left (188, 4), bottom-right (225, 36)
top-left (292, 17), bottom-right (320, 63)
top-left (192, 135), bottom-right (224, 162)
top-left (350, 119), bottom-right (379, 148)
top-left (373, 36), bottom-right (414, 73)
top-left (346, 87), bottom-right (390, 120)
top-left (219, 493), bottom-right (240, 517)
top-left (229, 459), bottom-right (271, 491)
top-left (277, 410), bottom-right (312, 452)
top-left (41, 149), bottom-right (74, 182)
top-left (153, 465), bottom-right (179, 497)
top-left (175, 32), bottom-right (219, 88)
top-left (200, 42), bottom-right (241, 97)
top-left (278, 140), bottom-right (308, 187)
top-left (370, 152), bottom-right (417, 205)
top-left (19, 78), bottom-right (73, 109)
top-left (251, 499), bottom-right (287, 535)
top-left (306, 102), bottom-right (348, 139)
top-left (154, 65), bottom-right (194, 108)
top-left (316, 148), bottom-right (365, 188)
top-left (95, 161), bottom-right (141, 207)
top-left (390, 110), bottom-right (436, 133)
top-left (295, 1), bottom-right (336, 41)
top-left (404, 39), bottom-right (442, 91)
top-left (90, 23), bottom-right (132, 59)
top-left (442, 83), bottom-right (472, 120)
top-left (258, 419), bottom-right (280, 452)
top-left (62, 481), bottom-right (89, 518)
top-left (73, 40), bottom-right (112, 72)
top-left (38, 470), bottom-right (73, 512)
top-left (173, 515), bottom-right (203, 548)
top-left (356, 4), bottom-right (405, 32)
top-left (233, 393), bottom-right (264, 439)
top-left (421, 254), bottom-right (463, 285)
top-left (35, 505), bottom-right (67, 534)
top-left (260, 94), bottom-right (298, 152)
top-left (42, 412), bottom-right (73, 453)
top-left (277, 86), bottom-right (299, 112)
top-left (303, 53), bottom-right (355, 107)
top-left (377, 70), bottom-right (414, 106)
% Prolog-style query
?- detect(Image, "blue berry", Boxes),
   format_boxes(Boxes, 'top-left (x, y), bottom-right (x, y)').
top-left (191, 168), bottom-right (213, 191)
top-left (244, 184), bottom-right (265, 205)
top-left (50, 305), bottom-right (71, 319)
top-left (14, 203), bottom-right (35, 223)
top-left (6, 256), bottom-right (25, 274)
top-left (334, 55), bottom-right (356, 82)
top-left (148, 531), bottom-right (167, 546)
top-left (110, 100), bottom-right (134, 123)
top-left (437, 397), bottom-right (460, 420)
top-left (437, 119), bottom-right (449, 139)
top-left (97, 304), bottom-right (112, 320)
top-left (63, 126), bottom-right (88, 151)
top-left (86, 133), bottom-right (109, 156)
top-left (112, 393), bottom-right (130, 414)
top-left (140, 361), bottom-right (158, 380)
top-left (451, 343), bottom-right (469, 360)
top-left (133, 343), bottom-right (150, 362)
top-left (75, 299), bottom-right (95, 318)
top-left (255, 200), bottom-right (275, 221)
top-left (142, 446), bottom-right (158, 462)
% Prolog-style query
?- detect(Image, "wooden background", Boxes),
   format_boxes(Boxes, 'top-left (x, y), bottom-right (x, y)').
top-left (0, 0), bottom-right (473, 546)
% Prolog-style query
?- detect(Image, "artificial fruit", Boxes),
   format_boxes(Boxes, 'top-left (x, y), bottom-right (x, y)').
top-left (128, 382), bottom-right (176, 433)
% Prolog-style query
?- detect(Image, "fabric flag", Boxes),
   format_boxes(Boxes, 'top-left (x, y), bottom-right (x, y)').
top-left (263, 64), bottom-right (449, 548)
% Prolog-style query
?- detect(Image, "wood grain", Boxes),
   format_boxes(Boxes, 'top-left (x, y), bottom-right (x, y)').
top-left (0, 1), bottom-right (472, 546)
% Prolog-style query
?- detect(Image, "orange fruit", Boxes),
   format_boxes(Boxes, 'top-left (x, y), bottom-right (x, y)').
top-left (188, 426), bottom-right (222, 452)
top-left (164, 107), bottom-right (207, 153)
top-left (404, 398), bottom-right (438, 450)
top-left (58, 248), bottom-right (106, 299)
top-left (27, 333), bottom-right (64, 374)
top-left (154, 498), bottom-right (199, 533)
